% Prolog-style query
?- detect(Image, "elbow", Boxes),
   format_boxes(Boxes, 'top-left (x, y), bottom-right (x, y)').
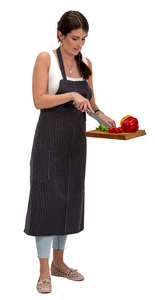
top-left (33, 96), bottom-right (42, 109)
top-left (34, 104), bottom-right (40, 110)
top-left (33, 93), bottom-right (47, 109)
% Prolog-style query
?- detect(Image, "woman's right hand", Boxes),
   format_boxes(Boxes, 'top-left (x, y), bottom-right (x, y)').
top-left (72, 92), bottom-right (95, 113)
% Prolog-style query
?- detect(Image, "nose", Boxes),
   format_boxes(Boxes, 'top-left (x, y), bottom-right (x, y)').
top-left (78, 41), bottom-right (83, 48)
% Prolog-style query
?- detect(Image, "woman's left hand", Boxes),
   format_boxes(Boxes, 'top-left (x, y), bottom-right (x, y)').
top-left (97, 112), bottom-right (116, 127)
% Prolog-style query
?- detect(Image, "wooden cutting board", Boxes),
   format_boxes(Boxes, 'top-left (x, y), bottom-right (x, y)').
top-left (86, 129), bottom-right (146, 140)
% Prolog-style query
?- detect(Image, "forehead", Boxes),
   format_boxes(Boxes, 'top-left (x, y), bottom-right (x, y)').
top-left (69, 28), bottom-right (88, 37)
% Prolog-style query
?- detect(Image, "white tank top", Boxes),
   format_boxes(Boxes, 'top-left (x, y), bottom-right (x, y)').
top-left (47, 50), bottom-right (89, 94)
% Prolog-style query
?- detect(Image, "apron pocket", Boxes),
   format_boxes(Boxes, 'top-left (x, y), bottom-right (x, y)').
top-left (30, 147), bottom-right (50, 183)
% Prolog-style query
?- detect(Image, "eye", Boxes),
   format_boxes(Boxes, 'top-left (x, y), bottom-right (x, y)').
top-left (72, 37), bottom-right (86, 41)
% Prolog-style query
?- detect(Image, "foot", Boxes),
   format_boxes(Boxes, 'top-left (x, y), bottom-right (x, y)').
top-left (39, 272), bottom-right (51, 281)
top-left (52, 261), bottom-right (77, 272)
top-left (36, 276), bottom-right (52, 293)
top-left (51, 263), bottom-right (84, 281)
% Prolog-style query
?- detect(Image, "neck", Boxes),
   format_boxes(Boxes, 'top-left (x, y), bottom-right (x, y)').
top-left (60, 45), bottom-right (75, 64)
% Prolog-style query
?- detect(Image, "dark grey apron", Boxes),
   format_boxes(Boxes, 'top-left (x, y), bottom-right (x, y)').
top-left (24, 46), bottom-right (92, 236)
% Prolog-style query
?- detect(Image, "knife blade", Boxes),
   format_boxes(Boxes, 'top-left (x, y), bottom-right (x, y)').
top-left (86, 109), bottom-right (113, 128)
top-left (72, 101), bottom-right (112, 128)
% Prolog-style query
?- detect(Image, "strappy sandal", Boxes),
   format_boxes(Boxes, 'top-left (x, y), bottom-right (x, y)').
top-left (51, 262), bottom-right (85, 281)
top-left (36, 276), bottom-right (52, 293)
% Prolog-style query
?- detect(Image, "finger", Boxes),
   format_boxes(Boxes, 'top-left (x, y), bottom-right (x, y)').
top-left (81, 103), bottom-right (87, 112)
top-left (87, 103), bottom-right (95, 113)
top-left (109, 120), bottom-right (114, 126)
top-left (78, 103), bottom-right (84, 110)
top-left (75, 104), bottom-right (82, 110)
top-left (109, 121), bottom-right (115, 127)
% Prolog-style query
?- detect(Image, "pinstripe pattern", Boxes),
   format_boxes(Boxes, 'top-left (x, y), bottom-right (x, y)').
top-left (24, 46), bottom-right (92, 236)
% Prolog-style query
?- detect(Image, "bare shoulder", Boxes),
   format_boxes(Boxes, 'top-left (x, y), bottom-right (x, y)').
top-left (85, 57), bottom-right (92, 70)
top-left (85, 57), bottom-right (93, 84)
top-left (35, 51), bottom-right (50, 69)
top-left (85, 57), bottom-right (92, 64)
top-left (36, 51), bottom-right (50, 60)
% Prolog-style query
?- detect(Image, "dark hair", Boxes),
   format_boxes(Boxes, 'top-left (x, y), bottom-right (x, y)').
top-left (57, 10), bottom-right (92, 80)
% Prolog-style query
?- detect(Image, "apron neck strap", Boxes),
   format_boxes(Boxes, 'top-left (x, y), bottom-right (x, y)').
top-left (56, 46), bottom-right (67, 80)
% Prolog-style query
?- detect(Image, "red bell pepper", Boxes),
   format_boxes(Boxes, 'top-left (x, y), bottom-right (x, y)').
top-left (118, 127), bottom-right (124, 133)
top-left (108, 127), bottom-right (124, 133)
top-left (121, 117), bottom-right (139, 132)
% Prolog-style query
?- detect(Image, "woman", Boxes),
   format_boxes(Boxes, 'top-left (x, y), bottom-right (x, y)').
top-left (24, 10), bottom-right (116, 293)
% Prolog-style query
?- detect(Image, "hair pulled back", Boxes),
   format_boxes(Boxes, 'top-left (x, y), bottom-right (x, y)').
top-left (57, 10), bottom-right (92, 80)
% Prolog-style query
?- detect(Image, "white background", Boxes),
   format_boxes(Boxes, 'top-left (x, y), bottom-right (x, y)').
top-left (0, 0), bottom-right (154, 298)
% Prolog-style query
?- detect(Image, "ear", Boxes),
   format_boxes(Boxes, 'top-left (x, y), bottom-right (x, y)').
top-left (57, 30), bottom-right (64, 42)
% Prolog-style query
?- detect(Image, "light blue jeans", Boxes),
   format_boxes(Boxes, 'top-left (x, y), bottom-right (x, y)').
top-left (35, 235), bottom-right (67, 258)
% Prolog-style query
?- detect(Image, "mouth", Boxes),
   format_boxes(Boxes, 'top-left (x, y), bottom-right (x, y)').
top-left (74, 48), bottom-right (80, 51)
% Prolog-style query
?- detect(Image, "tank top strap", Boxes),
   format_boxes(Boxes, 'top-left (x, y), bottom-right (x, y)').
top-left (56, 46), bottom-right (67, 80)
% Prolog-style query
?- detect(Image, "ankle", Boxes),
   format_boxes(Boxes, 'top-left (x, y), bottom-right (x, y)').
top-left (52, 260), bottom-right (64, 266)
top-left (40, 268), bottom-right (50, 274)
top-left (40, 271), bottom-right (50, 278)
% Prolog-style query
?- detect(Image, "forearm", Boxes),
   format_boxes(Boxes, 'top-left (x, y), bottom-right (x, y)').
top-left (91, 102), bottom-right (99, 111)
top-left (91, 102), bottom-right (105, 115)
top-left (35, 92), bottom-right (74, 109)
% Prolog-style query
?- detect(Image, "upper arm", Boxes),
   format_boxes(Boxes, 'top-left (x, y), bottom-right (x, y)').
top-left (32, 51), bottom-right (50, 108)
top-left (86, 58), bottom-right (95, 104)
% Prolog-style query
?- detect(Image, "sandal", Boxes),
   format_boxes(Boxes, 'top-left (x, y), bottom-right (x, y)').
top-left (36, 276), bottom-right (52, 293)
top-left (51, 262), bottom-right (85, 281)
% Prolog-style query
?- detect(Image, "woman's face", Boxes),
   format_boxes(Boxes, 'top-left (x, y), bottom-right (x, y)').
top-left (59, 28), bottom-right (88, 55)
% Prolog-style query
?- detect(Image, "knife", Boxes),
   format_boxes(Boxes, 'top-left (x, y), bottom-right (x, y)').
top-left (72, 101), bottom-right (112, 128)
top-left (86, 109), bottom-right (113, 128)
